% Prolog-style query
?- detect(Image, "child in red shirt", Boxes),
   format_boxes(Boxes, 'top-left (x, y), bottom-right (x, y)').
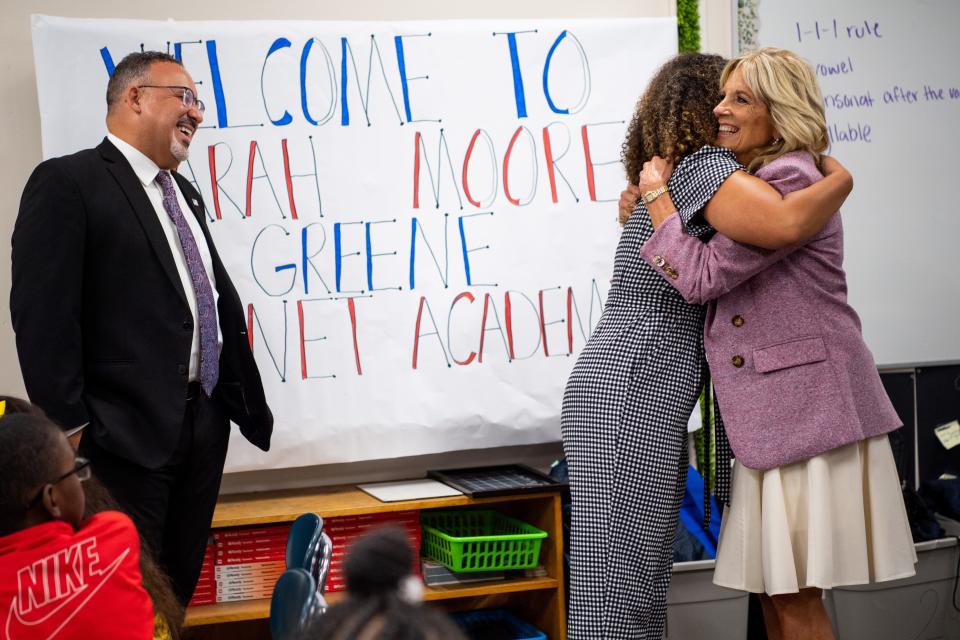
top-left (0, 413), bottom-right (153, 640)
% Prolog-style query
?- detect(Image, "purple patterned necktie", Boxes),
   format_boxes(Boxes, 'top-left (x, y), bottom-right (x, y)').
top-left (155, 171), bottom-right (219, 396)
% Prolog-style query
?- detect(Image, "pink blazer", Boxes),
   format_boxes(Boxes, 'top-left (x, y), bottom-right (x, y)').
top-left (640, 151), bottom-right (901, 470)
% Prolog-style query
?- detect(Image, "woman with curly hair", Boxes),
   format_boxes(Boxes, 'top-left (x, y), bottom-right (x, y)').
top-left (636, 48), bottom-right (915, 640)
top-left (559, 52), bottom-right (853, 639)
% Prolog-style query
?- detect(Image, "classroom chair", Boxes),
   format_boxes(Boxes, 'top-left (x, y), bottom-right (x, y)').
top-left (269, 568), bottom-right (318, 640)
top-left (285, 512), bottom-right (332, 609)
top-left (286, 513), bottom-right (322, 571)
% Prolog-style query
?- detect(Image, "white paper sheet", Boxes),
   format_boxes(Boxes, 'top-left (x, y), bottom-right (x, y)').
top-left (358, 479), bottom-right (464, 502)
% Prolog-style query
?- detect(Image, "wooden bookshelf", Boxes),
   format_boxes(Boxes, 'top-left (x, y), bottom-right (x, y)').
top-left (185, 576), bottom-right (561, 626)
top-left (183, 484), bottom-right (567, 639)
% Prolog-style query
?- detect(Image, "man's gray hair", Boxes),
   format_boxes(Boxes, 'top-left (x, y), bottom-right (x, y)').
top-left (106, 51), bottom-right (182, 111)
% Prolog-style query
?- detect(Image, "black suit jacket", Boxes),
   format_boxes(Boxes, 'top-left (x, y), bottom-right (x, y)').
top-left (11, 138), bottom-right (272, 468)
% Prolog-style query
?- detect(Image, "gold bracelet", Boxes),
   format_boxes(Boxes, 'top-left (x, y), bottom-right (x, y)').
top-left (641, 184), bottom-right (669, 205)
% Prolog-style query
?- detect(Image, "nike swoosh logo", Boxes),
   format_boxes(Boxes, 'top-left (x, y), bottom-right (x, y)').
top-left (4, 548), bottom-right (129, 640)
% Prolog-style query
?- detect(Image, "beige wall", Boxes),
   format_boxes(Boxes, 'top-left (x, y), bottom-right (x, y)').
top-left (1, 0), bottom-right (735, 492)
top-left (700, 0), bottom-right (735, 58)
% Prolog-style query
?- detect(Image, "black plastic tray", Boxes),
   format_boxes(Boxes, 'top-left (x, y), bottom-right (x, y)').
top-left (427, 464), bottom-right (567, 498)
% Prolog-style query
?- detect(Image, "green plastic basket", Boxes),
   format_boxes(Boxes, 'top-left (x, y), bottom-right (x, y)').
top-left (420, 509), bottom-right (548, 573)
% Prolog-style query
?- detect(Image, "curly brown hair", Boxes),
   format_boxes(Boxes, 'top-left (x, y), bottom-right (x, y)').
top-left (622, 53), bottom-right (728, 184)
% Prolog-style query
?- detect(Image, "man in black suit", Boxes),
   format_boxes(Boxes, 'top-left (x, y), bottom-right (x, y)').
top-left (10, 51), bottom-right (273, 604)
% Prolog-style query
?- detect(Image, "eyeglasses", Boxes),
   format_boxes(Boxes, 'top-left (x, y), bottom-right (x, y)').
top-left (137, 85), bottom-right (206, 113)
top-left (27, 456), bottom-right (91, 509)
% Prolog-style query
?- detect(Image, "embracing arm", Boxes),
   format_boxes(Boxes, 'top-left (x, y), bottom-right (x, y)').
top-left (637, 156), bottom-right (681, 230)
top-left (639, 155), bottom-right (851, 249)
top-left (640, 213), bottom-right (795, 304)
top-left (647, 190), bottom-right (680, 229)
top-left (618, 184), bottom-right (642, 227)
top-left (702, 156), bottom-right (851, 249)
top-left (10, 161), bottom-right (90, 430)
top-left (638, 152), bottom-right (838, 302)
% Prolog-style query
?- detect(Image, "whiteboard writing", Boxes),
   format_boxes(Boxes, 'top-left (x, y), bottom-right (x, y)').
top-left (748, 0), bottom-right (960, 366)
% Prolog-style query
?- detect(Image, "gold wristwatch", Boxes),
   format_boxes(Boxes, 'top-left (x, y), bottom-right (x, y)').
top-left (641, 184), bottom-right (669, 205)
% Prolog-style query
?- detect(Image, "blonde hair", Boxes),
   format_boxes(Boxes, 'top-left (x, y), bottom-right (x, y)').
top-left (721, 48), bottom-right (828, 172)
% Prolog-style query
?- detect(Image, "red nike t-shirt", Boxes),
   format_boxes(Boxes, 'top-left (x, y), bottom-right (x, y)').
top-left (0, 511), bottom-right (154, 640)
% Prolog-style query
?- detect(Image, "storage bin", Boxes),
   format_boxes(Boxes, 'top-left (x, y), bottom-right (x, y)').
top-left (452, 608), bottom-right (547, 640)
top-left (824, 535), bottom-right (960, 640)
top-left (666, 559), bottom-right (748, 640)
top-left (420, 510), bottom-right (547, 572)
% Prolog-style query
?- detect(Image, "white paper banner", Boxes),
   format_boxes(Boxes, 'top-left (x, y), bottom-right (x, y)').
top-left (31, 15), bottom-right (677, 471)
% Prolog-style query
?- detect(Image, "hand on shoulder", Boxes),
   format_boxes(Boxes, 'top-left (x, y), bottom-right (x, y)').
top-left (639, 156), bottom-right (673, 192)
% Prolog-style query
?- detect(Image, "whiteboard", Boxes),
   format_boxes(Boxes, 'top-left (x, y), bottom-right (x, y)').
top-left (31, 15), bottom-right (677, 472)
top-left (742, 0), bottom-right (960, 366)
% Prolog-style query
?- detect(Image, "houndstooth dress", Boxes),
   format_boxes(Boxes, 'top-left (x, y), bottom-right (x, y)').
top-left (561, 146), bottom-right (741, 640)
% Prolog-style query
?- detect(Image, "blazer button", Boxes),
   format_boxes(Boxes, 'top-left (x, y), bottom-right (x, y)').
top-left (183, 321), bottom-right (193, 331)
top-left (177, 364), bottom-right (187, 375)
top-left (731, 315), bottom-right (745, 327)
top-left (731, 355), bottom-right (745, 368)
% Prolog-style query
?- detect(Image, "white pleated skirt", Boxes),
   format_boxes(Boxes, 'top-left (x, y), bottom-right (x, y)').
top-left (713, 435), bottom-right (917, 595)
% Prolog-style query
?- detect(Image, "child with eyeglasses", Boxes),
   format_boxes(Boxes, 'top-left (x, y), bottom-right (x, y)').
top-left (0, 409), bottom-right (155, 639)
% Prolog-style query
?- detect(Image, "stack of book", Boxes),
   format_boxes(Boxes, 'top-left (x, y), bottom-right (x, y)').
top-left (324, 510), bottom-right (421, 592)
top-left (213, 525), bottom-right (289, 602)
top-left (186, 523), bottom-right (291, 607)
top-left (186, 513), bottom-right (426, 606)
top-left (188, 541), bottom-right (217, 606)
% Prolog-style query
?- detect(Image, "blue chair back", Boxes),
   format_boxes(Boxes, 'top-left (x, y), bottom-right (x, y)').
top-left (286, 513), bottom-right (322, 571)
top-left (269, 568), bottom-right (317, 640)
top-left (286, 512), bottom-right (332, 611)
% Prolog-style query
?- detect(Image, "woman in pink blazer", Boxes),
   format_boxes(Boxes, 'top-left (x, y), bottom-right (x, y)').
top-left (635, 49), bottom-right (916, 640)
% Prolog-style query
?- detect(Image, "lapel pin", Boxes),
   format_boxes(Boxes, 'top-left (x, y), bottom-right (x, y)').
top-left (191, 198), bottom-right (199, 207)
